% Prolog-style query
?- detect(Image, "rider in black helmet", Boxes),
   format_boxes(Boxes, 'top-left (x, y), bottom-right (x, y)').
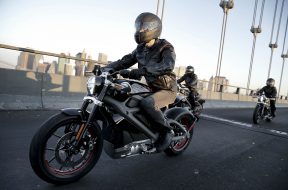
top-left (177, 66), bottom-right (198, 108)
top-left (103, 12), bottom-right (177, 152)
top-left (258, 78), bottom-right (277, 117)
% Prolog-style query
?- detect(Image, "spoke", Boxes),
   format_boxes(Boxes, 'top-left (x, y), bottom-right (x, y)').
top-left (48, 156), bottom-right (55, 163)
top-left (53, 133), bottom-right (62, 138)
top-left (45, 148), bottom-right (55, 151)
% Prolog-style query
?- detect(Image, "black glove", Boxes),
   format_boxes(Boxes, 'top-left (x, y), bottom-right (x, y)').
top-left (129, 68), bottom-right (146, 80)
top-left (119, 69), bottom-right (130, 78)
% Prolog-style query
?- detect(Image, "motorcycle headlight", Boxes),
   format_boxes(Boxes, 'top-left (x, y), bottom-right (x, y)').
top-left (259, 96), bottom-right (264, 102)
top-left (87, 76), bottom-right (96, 95)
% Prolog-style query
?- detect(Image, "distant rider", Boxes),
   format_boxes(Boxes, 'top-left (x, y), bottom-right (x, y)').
top-left (103, 12), bottom-right (177, 151)
top-left (177, 66), bottom-right (198, 108)
top-left (258, 78), bottom-right (277, 117)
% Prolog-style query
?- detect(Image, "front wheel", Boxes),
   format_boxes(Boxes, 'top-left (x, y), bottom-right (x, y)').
top-left (193, 101), bottom-right (203, 118)
top-left (29, 112), bottom-right (103, 184)
top-left (253, 105), bottom-right (262, 124)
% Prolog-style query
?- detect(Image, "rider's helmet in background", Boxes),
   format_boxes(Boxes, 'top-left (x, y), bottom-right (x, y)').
top-left (266, 78), bottom-right (275, 87)
top-left (185, 66), bottom-right (194, 74)
top-left (134, 12), bottom-right (162, 44)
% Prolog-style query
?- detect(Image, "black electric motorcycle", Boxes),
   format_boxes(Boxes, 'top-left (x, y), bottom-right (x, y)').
top-left (253, 92), bottom-right (273, 124)
top-left (29, 65), bottom-right (196, 184)
top-left (169, 84), bottom-right (205, 120)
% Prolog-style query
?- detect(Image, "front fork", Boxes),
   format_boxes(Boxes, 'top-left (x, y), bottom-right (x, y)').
top-left (74, 98), bottom-right (100, 147)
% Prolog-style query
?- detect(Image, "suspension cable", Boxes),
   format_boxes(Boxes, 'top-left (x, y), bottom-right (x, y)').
top-left (278, 12), bottom-right (288, 97)
top-left (161, 0), bottom-right (165, 22)
top-left (214, 0), bottom-right (234, 92)
top-left (269, 0), bottom-right (278, 44)
top-left (246, 0), bottom-right (266, 95)
top-left (281, 2), bottom-right (288, 55)
top-left (258, 0), bottom-right (266, 28)
top-left (267, 0), bottom-right (285, 78)
top-left (252, 0), bottom-right (258, 27)
top-left (276, 0), bottom-right (285, 44)
top-left (156, 0), bottom-right (160, 16)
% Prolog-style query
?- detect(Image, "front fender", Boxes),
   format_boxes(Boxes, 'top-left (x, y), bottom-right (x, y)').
top-left (61, 108), bottom-right (89, 121)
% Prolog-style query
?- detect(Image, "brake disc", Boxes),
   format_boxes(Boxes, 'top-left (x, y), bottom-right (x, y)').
top-left (54, 132), bottom-right (89, 168)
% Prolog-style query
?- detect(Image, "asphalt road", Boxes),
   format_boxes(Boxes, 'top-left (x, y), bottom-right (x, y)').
top-left (0, 108), bottom-right (287, 190)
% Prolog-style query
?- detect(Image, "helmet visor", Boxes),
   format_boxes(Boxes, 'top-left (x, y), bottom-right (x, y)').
top-left (267, 81), bottom-right (275, 87)
top-left (135, 21), bottom-right (159, 32)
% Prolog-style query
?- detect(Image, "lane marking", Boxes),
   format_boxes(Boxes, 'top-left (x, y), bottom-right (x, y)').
top-left (201, 114), bottom-right (253, 128)
top-left (201, 114), bottom-right (288, 138)
top-left (270, 130), bottom-right (288, 136)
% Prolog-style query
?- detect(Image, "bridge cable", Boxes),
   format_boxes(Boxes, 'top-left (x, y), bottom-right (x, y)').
top-left (214, 0), bottom-right (234, 92)
top-left (246, 0), bottom-right (266, 95)
top-left (278, 10), bottom-right (288, 98)
top-left (267, 0), bottom-right (285, 78)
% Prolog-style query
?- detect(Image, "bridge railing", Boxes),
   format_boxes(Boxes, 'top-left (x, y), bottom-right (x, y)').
top-left (0, 43), bottom-right (287, 103)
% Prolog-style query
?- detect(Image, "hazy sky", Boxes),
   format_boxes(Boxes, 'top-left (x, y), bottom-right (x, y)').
top-left (0, 0), bottom-right (288, 95)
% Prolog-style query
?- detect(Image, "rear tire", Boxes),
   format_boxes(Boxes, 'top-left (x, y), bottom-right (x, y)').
top-left (164, 113), bottom-right (195, 156)
top-left (29, 113), bottom-right (103, 184)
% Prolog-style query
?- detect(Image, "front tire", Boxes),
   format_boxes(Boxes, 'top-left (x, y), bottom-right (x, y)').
top-left (29, 112), bottom-right (103, 184)
top-left (253, 105), bottom-right (262, 124)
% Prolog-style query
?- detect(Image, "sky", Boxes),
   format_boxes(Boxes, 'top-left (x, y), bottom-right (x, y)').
top-left (0, 0), bottom-right (288, 95)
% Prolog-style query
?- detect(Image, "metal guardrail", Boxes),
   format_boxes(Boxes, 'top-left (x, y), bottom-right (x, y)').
top-left (0, 43), bottom-right (287, 100)
top-left (0, 43), bottom-right (100, 64)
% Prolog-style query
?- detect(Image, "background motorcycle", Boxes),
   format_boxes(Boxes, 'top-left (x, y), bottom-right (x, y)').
top-left (253, 92), bottom-right (273, 124)
top-left (29, 65), bottom-right (196, 185)
top-left (169, 84), bottom-right (205, 120)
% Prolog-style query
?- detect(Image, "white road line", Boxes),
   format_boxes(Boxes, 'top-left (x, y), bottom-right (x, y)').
top-left (201, 114), bottom-right (253, 128)
top-left (270, 130), bottom-right (288, 136)
top-left (201, 114), bottom-right (288, 138)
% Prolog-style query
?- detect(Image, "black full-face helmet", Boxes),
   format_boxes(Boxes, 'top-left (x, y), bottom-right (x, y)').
top-left (134, 12), bottom-right (162, 44)
top-left (185, 66), bottom-right (194, 74)
top-left (266, 78), bottom-right (275, 87)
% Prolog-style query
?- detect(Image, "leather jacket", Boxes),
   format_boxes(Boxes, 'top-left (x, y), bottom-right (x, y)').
top-left (105, 39), bottom-right (177, 91)
top-left (258, 86), bottom-right (277, 98)
top-left (177, 73), bottom-right (198, 90)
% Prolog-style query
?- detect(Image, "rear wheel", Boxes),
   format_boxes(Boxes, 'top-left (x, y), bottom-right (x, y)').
top-left (29, 113), bottom-right (103, 184)
top-left (164, 113), bottom-right (195, 156)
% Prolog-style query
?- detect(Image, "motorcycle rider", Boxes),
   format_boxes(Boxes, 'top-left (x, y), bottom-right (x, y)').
top-left (177, 66), bottom-right (198, 108)
top-left (257, 78), bottom-right (277, 117)
top-left (103, 12), bottom-right (177, 151)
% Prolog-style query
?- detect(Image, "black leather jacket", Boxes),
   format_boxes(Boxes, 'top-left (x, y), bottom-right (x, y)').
top-left (177, 73), bottom-right (198, 90)
top-left (258, 86), bottom-right (277, 98)
top-left (106, 39), bottom-right (177, 91)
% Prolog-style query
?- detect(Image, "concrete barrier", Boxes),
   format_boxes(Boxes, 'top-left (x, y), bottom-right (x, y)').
top-left (0, 69), bottom-right (42, 109)
top-left (41, 73), bottom-right (86, 109)
top-left (0, 68), bottom-right (287, 110)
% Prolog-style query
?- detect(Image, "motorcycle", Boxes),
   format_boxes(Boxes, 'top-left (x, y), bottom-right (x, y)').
top-left (252, 92), bottom-right (273, 124)
top-left (29, 65), bottom-right (196, 184)
top-left (169, 84), bottom-right (205, 120)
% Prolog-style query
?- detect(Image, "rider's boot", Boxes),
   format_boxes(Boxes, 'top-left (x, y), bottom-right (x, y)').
top-left (155, 120), bottom-right (174, 152)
